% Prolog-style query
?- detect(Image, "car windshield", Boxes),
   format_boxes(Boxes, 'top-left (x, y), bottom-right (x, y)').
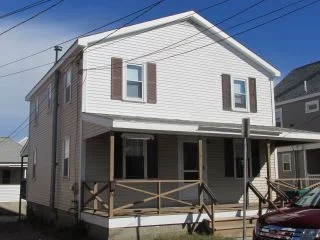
top-left (295, 188), bottom-right (320, 208)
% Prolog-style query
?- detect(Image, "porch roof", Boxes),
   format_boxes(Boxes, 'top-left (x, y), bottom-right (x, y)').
top-left (82, 113), bottom-right (320, 146)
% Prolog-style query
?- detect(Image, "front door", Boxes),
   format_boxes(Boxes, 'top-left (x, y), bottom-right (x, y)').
top-left (179, 138), bottom-right (206, 200)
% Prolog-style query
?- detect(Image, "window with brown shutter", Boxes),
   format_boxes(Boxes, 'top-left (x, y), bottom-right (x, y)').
top-left (147, 62), bottom-right (157, 104)
top-left (111, 57), bottom-right (123, 100)
top-left (221, 74), bottom-right (231, 111)
top-left (249, 77), bottom-right (257, 113)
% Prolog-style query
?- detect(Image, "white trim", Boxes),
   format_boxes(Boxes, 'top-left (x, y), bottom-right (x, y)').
top-left (0, 164), bottom-right (27, 167)
top-left (231, 78), bottom-right (249, 112)
top-left (274, 148), bottom-right (279, 179)
top-left (305, 100), bottom-right (319, 113)
top-left (282, 153), bottom-right (291, 172)
top-left (121, 133), bottom-right (154, 140)
top-left (275, 92), bottom-right (320, 106)
top-left (80, 208), bottom-right (267, 229)
top-left (275, 108), bottom-right (283, 127)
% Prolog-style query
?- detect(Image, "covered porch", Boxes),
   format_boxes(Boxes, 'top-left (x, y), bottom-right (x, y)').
top-left (79, 113), bottom-right (320, 228)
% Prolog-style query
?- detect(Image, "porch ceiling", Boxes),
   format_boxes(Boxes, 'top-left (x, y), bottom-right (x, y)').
top-left (82, 112), bottom-right (320, 146)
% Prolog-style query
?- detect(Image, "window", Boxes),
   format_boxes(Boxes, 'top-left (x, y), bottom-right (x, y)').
top-left (32, 149), bottom-right (37, 179)
top-left (64, 68), bottom-right (72, 103)
top-left (305, 100), bottom-right (319, 113)
top-left (2, 170), bottom-right (11, 184)
top-left (34, 97), bottom-right (39, 125)
top-left (275, 108), bottom-right (283, 127)
top-left (123, 138), bottom-right (146, 179)
top-left (232, 79), bottom-right (248, 110)
top-left (282, 153), bottom-right (291, 172)
top-left (63, 137), bottom-right (70, 178)
top-left (125, 64), bottom-right (143, 100)
top-left (234, 139), bottom-right (252, 178)
top-left (47, 84), bottom-right (53, 112)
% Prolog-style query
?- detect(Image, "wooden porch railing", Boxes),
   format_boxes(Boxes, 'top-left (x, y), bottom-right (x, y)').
top-left (81, 179), bottom-right (217, 233)
top-left (246, 181), bottom-right (267, 217)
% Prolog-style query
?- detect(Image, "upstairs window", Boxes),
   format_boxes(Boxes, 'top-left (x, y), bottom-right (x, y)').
top-left (275, 108), bottom-right (283, 127)
top-left (282, 153), bottom-right (291, 172)
top-left (232, 79), bottom-right (247, 110)
top-left (47, 84), bottom-right (53, 112)
top-left (305, 100), bottom-right (319, 113)
top-left (126, 64), bottom-right (143, 100)
top-left (64, 68), bottom-right (72, 103)
top-left (32, 149), bottom-right (37, 179)
top-left (63, 137), bottom-right (70, 178)
top-left (34, 97), bottom-right (39, 126)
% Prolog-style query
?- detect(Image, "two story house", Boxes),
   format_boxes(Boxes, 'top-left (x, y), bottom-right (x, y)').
top-left (25, 11), bottom-right (320, 239)
top-left (275, 61), bottom-right (320, 184)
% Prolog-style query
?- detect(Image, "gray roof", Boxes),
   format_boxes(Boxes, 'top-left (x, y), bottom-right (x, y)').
top-left (275, 61), bottom-right (320, 102)
top-left (0, 137), bottom-right (23, 164)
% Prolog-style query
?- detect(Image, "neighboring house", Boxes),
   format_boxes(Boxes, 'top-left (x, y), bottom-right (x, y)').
top-left (25, 11), bottom-right (320, 239)
top-left (275, 61), bottom-right (320, 182)
top-left (0, 137), bottom-right (27, 203)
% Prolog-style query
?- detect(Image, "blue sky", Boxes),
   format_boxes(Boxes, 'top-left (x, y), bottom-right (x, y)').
top-left (0, 0), bottom-right (319, 139)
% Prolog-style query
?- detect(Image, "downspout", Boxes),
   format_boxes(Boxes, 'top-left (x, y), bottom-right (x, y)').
top-left (50, 46), bottom-right (62, 209)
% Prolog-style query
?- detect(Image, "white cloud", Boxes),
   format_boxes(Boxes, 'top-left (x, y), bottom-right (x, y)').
top-left (0, 22), bottom-right (75, 138)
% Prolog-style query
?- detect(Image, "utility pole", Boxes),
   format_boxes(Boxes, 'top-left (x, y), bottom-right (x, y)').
top-left (50, 46), bottom-right (62, 210)
top-left (242, 118), bottom-right (250, 240)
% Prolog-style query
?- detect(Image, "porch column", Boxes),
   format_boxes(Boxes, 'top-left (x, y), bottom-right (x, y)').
top-left (266, 141), bottom-right (272, 202)
top-left (198, 138), bottom-right (204, 206)
top-left (109, 132), bottom-right (115, 217)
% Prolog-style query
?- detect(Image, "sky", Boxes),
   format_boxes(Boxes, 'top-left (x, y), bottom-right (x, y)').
top-left (0, 0), bottom-right (320, 140)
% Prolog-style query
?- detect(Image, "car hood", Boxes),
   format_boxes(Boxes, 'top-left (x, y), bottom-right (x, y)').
top-left (260, 207), bottom-right (320, 229)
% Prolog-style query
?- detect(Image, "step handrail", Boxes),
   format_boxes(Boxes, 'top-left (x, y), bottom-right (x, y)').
top-left (202, 181), bottom-right (218, 204)
top-left (266, 178), bottom-right (289, 201)
top-left (247, 181), bottom-right (267, 204)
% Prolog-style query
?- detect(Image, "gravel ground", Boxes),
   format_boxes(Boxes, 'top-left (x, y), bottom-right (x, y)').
top-left (0, 222), bottom-right (58, 240)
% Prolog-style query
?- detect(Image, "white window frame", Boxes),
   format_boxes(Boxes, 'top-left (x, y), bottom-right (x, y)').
top-left (305, 100), bottom-right (319, 113)
top-left (123, 63), bottom-right (146, 102)
top-left (47, 84), bottom-right (53, 112)
top-left (233, 139), bottom-right (252, 179)
top-left (64, 68), bottom-right (72, 104)
top-left (282, 153), bottom-right (292, 172)
top-left (32, 148), bottom-right (37, 179)
top-left (62, 136), bottom-right (70, 178)
top-left (34, 96), bottom-right (39, 126)
top-left (231, 78), bottom-right (249, 112)
top-left (122, 137), bottom-right (148, 179)
top-left (275, 108), bottom-right (283, 127)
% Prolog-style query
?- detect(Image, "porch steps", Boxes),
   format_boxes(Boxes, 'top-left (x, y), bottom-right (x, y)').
top-left (213, 216), bottom-right (257, 238)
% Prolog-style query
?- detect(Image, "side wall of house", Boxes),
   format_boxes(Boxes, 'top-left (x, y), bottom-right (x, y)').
top-left (27, 75), bottom-right (54, 206)
top-left (84, 20), bottom-right (274, 126)
top-left (276, 95), bottom-right (320, 131)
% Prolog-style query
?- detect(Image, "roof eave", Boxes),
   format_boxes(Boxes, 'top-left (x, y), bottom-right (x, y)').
top-left (25, 40), bottom-right (85, 101)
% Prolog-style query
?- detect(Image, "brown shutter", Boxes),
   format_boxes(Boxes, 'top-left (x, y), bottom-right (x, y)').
top-left (251, 140), bottom-right (260, 177)
top-left (147, 136), bottom-right (158, 178)
top-left (224, 139), bottom-right (234, 177)
top-left (249, 77), bottom-right (257, 113)
top-left (221, 74), bottom-right (231, 111)
top-left (147, 62), bottom-right (157, 104)
top-left (111, 57), bottom-right (123, 100)
top-left (114, 133), bottom-right (123, 178)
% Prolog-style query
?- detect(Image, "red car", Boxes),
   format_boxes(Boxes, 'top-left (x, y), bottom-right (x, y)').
top-left (253, 187), bottom-right (320, 240)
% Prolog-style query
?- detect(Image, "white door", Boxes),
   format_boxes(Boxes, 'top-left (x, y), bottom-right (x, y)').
top-left (178, 138), bottom-right (207, 200)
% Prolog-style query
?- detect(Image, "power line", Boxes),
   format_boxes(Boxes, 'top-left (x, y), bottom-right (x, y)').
top-left (0, 62), bottom-right (54, 78)
top-left (0, 0), bottom-right (166, 145)
top-left (0, 0), bottom-right (232, 69)
top-left (0, 0), bottom-right (64, 37)
top-left (0, 0), bottom-right (53, 19)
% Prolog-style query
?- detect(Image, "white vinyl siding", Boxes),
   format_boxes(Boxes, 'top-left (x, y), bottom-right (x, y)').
top-left (63, 137), bottom-right (70, 178)
top-left (305, 100), bottom-right (319, 113)
top-left (282, 153), bottom-right (291, 172)
top-left (64, 68), bottom-right (72, 104)
top-left (84, 21), bottom-right (274, 126)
